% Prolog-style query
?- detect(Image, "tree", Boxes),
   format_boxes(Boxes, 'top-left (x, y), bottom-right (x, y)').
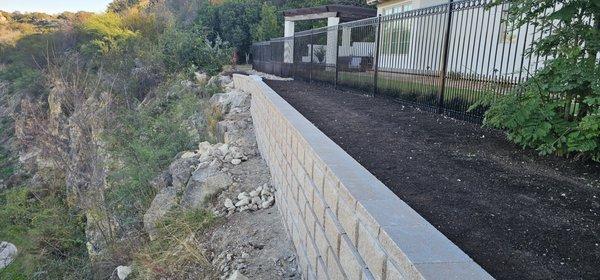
top-left (479, 0), bottom-right (600, 161)
top-left (107, 0), bottom-right (142, 13)
top-left (252, 3), bottom-right (281, 41)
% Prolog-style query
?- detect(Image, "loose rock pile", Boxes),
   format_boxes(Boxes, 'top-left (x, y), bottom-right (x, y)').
top-left (140, 73), bottom-right (298, 279)
top-left (224, 183), bottom-right (275, 214)
top-left (212, 250), bottom-right (251, 278)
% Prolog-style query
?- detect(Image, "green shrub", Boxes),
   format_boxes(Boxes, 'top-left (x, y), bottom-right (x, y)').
top-left (478, 0), bottom-right (600, 162)
top-left (78, 13), bottom-right (136, 55)
top-left (0, 186), bottom-right (90, 279)
top-left (104, 76), bottom-right (203, 229)
top-left (160, 27), bottom-right (232, 75)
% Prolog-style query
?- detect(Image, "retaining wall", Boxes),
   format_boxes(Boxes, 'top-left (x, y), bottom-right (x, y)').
top-left (233, 74), bottom-right (493, 280)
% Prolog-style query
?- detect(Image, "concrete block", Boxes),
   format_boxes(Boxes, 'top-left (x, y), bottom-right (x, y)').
top-left (304, 206), bottom-right (317, 239)
top-left (337, 198), bottom-right (358, 245)
top-left (303, 149), bottom-right (315, 178)
top-left (326, 246), bottom-right (348, 280)
top-left (357, 199), bottom-right (428, 232)
top-left (357, 222), bottom-right (387, 280)
top-left (312, 164), bottom-right (326, 194)
top-left (312, 189), bottom-right (327, 226)
top-left (323, 208), bottom-right (344, 255)
top-left (314, 221), bottom-right (330, 258)
top-left (316, 256), bottom-right (330, 280)
top-left (362, 268), bottom-right (376, 280)
top-left (323, 171), bottom-right (340, 213)
top-left (306, 237), bottom-right (319, 271)
top-left (339, 234), bottom-right (366, 280)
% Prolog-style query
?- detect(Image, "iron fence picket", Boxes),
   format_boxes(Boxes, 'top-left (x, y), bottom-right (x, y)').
top-left (250, 0), bottom-right (550, 123)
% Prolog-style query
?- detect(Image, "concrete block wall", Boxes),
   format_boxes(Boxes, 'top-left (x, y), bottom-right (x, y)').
top-left (233, 74), bottom-right (493, 280)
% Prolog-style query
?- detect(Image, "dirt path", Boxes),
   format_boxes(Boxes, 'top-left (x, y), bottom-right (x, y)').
top-left (265, 79), bottom-right (600, 280)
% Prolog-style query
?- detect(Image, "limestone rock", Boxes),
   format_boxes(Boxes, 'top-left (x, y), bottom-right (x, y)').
top-left (219, 75), bottom-right (233, 86)
top-left (150, 171), bottom-right (172, 191)
top-left (182, 172), bottom-right (232, 209)
top-left (190, 159), bottom-right (220, 183)
top-left (237, 192), bottom-right (248, 200)
top-left (227, 270), bottom-right (249, 280)
top-left (0, 242), bottom-right (17, 269)
top-left (235, 197), bottom-right (250, 207)
top-left (209, 91), bottom-right (249, 115)
top-left (143, 187), bottom-right (177, 240)
top-left (181, 151), bottom-right (197, 159)
top-left (224, 198), bottom-right (234, 209)
top-left (169, 157), bottom-right (198, 191)
top-left (197, 141), bottom-right (213, 156)
top-left (116, 265), bottom-right (132, 280)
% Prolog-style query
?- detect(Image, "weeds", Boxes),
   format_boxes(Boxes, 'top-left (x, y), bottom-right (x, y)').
top-left (132, 208), bottom-right (218, 279)
top-left (0, 183), bottom-right (91, 279)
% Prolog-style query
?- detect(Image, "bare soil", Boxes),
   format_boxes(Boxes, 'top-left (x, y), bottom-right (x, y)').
top-left (265, 79), bottom-right (600, 280)
top-left (201, 157), bottom-right (300, 280)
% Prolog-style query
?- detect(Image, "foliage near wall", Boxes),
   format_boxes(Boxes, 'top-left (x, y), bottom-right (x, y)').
top-left (195, 0), bottom-right (373, 62)
top-left (478, 0), bottom-right (600, 162)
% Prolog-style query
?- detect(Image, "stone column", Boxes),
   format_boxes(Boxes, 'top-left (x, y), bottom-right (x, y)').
top-left (340, 26), bottom-right (352, 57)
top-left (284, 20), bottom-right (295, 63)
top-left (325, 17), bottom-right (340, 67)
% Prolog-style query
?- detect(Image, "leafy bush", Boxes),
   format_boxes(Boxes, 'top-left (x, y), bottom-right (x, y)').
top-left (478, 0), bottom-right (600, 161)
top-left (160, 27), bottom-right (232, 75)
top-left (78, 13), bottom-right (136, 55)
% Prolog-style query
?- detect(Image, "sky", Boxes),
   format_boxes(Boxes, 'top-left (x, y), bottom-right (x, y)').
top-left (0, 0), bottom-right (112, 14)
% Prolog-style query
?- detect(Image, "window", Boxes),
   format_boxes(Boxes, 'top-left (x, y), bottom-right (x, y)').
top-left (381, 2), bottom-right (413, 55)
top-left (382, 2), bottom-right (412, 16)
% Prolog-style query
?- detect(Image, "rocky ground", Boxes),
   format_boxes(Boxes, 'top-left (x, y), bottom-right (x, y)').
top-left (141, 74), bottom-right (300, 280)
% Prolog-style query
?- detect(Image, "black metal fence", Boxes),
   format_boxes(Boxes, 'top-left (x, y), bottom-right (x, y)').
top-left (251, 0), bottom-right (549, 122)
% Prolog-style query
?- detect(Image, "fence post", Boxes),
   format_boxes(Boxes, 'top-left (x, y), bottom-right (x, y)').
top-left (309, 30), bottom-right (314, 83)
top-left (437, 0), bottom-right (454, 114)
top-left (334, 24), bottom-right (340, 89)
top-left (294, 33), bottom-right (298, 78)
top-left (374, 15), bottom-right (382, 96)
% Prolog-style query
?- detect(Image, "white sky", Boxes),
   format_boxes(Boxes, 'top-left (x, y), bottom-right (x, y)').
top-left (0, 0), bottom-right (112, 14)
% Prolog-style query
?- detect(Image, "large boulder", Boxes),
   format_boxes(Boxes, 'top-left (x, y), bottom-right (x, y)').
top-left (181, 172), bottom-right (232, 209)
top-left (169, 156), bottom-right (198, 191)
top-left (209, 91), bottom-right (249, 115)
top-left (0, 241), bottom-right (17, 270)
top-left (150, 171), bottom-right (172, 192)
top-left (143, 186), bottom-right (178, 240)
top-left (181, 159), bottom-right (230, 209)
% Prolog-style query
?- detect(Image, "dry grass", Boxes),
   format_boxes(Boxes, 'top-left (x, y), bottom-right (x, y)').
top-left (132, 208), bottom-right (219, 279)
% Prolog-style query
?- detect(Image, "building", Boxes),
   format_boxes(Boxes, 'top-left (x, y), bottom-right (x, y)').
top-left (273, 0), bottom-right (539, 83)
top-left (367, 0), bottom-right (536, 80)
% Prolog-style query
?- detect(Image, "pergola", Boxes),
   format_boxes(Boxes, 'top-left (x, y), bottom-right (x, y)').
top-left (282, 5), bottom-right (377, 64)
